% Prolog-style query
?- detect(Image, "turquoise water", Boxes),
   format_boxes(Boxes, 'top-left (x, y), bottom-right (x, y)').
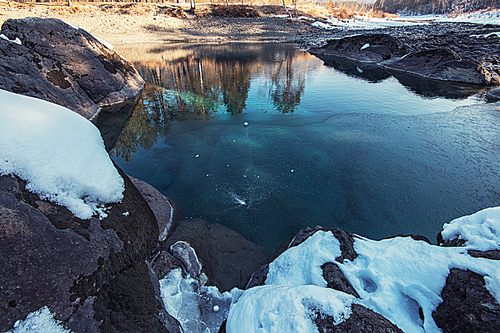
top-left (111, 43), bottom-right (500, 251)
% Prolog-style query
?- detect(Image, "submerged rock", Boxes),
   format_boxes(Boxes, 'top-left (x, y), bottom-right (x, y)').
top-left (0, 170), bottom-right (179, 333)
top-left (162, 219), bottom-right (272, 292)
top-left (0, 17), bottom-right (144, 122)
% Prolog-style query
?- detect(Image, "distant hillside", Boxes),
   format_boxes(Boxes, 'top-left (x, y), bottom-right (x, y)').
top-left (373, 0), bottom-right (500, 14)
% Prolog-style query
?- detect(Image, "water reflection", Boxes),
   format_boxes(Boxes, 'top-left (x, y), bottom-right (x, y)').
top-left (112, 43), bottom-right (311, 161)
top-left (110, 42), bottom-right (497, 251)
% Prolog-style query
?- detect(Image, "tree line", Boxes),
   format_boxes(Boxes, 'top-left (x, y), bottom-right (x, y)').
top-left (373, 0), bottom-right (500, 14)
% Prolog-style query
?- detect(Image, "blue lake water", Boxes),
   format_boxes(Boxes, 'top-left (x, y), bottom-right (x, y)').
top-left (111, 42), bottom-right (500, 251)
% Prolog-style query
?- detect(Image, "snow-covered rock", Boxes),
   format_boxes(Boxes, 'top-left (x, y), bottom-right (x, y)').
top-left (0, 92), bottom-right (178, 332)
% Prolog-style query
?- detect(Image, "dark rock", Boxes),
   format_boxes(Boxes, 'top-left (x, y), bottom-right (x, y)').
top-left (467, 250), bottom-right (500, 260)
top-left (433, 268), bottom-right (500, 333)
top-left (92, 261), bottom-right (171, 333)
top-left (129, 176), bottom-right (181, 242)
top-left (437, 230), bottom-right (467, 247)
top-left (0, 168), bottom-right (176, 332)
top-left (384, 48), bottom-right (497, 85)
top-left (0, 17), bottom-right (144, 122)
top-left (162, 219), bottom-right (271, 292)
top-left (288, 226), bottom-right (358, 263)
top-left (310, 34), bottom-right (409, 63)
top-left (170, 241), bottom-right (204, 281)
top-left (245, 264), bottom-right (270, 289)
top-left (314, 303), bottom-right (404, 332)
top-left (151, 251), bottom-right (185, 281)
top-left (321, 262), bottom-right (360, 298)
top-left (487, 87), bottom-right (500, 101)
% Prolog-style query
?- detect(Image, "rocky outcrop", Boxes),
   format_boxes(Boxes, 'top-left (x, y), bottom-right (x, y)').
top-left (129, 176), bottom-right (181, 243)
top-left (433, 268), bottom-right (500, 333)
top-left (0, 17), bottom-right (144, 122)
top-left (0, 170), bottom-right (180, 333)
top-left (310, 33), bottom-right (499, 86)
top-left (384, 48), bottom-right (498, 85)
top-left (161, 219), bottom-right (271, 292)
top-left (310, 34), bottom-right (410, 64)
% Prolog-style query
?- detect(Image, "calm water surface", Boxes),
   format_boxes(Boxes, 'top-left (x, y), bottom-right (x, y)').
top-left (111, 42), bottom-right (500, 251)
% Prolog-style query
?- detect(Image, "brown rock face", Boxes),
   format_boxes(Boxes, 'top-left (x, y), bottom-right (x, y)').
top-left (0, 170), bottom-right (179, 333)
top-left (0, 17), bottom-right (144, 122)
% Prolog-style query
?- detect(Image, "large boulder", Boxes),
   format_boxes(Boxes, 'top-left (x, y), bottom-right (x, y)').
top-left (0, 17), bottom-right (144, 122)
top-left (0, 169), bottom-right (179, 332)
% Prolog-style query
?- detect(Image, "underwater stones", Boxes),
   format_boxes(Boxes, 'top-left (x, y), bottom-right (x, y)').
top-left (0, 17), bottom-right (144, 122)
top-left (162, 219), bottom-right (271, 292)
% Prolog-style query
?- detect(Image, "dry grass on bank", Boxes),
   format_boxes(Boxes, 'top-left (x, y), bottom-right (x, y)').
top-left (0, 1), bottom-right (396, 21)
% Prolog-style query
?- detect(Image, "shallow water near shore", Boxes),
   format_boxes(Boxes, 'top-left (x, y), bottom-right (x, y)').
top-left (110, 42), bottom-right (500, 251)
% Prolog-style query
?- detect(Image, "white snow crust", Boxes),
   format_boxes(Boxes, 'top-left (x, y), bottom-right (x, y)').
top-left (5, 307), bottom-right (71, 333)
top-left (441, 206), bottom-right (500, 251)
top-left (160, 207), bottom-right (500, 333)
top-left (0, 89), bottom-right (124, 219)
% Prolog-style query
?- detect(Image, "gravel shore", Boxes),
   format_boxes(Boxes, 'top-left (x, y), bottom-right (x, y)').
top-left (1, 3), bottom-right (499, 69)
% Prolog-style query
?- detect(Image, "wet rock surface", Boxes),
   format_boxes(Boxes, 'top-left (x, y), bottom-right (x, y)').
top-left (0, 170), bottom-right (178, 332)
top-left (0, 17), bottom-right (144, 122)
top-left (307, 23), bottom-right (500, 86)
top-left (161, 219), bottom-right (272, 292)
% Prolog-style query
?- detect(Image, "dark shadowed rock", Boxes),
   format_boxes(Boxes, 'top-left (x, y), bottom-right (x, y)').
top-left (170, 241), bottom-right (204, 281)
top-left (151, 251), bottom-right (185, 281)
top-left (0, 169), bottom-right (178, 332)
top-left (487, 87), bottom-right (500, 101)
top-left (310, 34), bottom-right (409, 63)
top-left (129, 176), bottom-right (181, 242)
top-left (162, 219), bottom-right (271, 292)
top-left (0, 17), bottom-right (144, 122)
top-left (321, 262), bottom-right (360, 298)
top-left (384, 48), bottom-right (498, 85)
top-left (314, 303), bottom-right (404, 332)
top-left (433, 268), bottom-right (500, 333)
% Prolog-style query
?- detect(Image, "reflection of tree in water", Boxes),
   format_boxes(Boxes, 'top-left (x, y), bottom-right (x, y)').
top-left (111, 43), bottom-right (314, 159)
top-left (268, 50), bottom-right (306, 114)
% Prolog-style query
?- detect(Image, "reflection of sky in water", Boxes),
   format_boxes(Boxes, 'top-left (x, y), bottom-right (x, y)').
top-left (111, 43), bottom-right (500, 252)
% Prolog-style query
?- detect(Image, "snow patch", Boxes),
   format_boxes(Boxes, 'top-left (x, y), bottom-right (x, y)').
top-left (441, 206), bottom-right (500, 251)
top-left (0, 34), bottom-right (22, 45)
top-left (0, 90), bottom-right (124, 219)
top-left (4, 307), bottom-right (71, 333)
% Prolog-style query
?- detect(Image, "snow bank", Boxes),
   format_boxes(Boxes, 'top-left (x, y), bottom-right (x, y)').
top-left (441, 206), bottom-right (500, 251)
top-left (226, 285), bottom-right (354, 333)
top-left (226, 207), bottom-right (500, 333)
top-left (4, 307), bottom-right (71, 333)
top-left (160, 208), bottom-right (500, 333)
top-left (0, 89), bottom-right (124, 219)
top-left (312, 9), bottom-right (500, 30)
